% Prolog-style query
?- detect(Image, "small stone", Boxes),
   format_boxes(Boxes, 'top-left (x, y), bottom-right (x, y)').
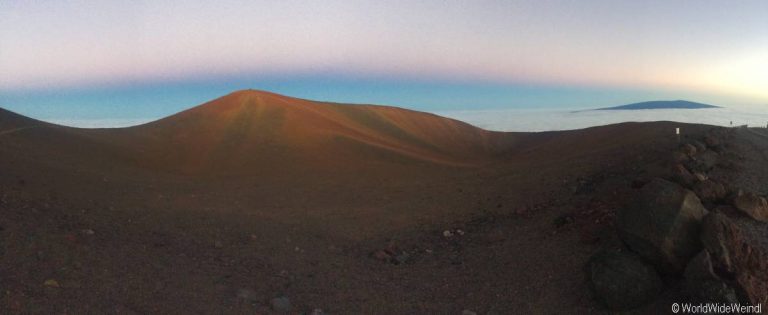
top-left (693, 173), bottom-right (708, 182)
top-left (81, 229), bottom-right (95, 235)
top-left (270, 296), bottom-right (292, 313)
top-left (456, 229), bottom-right (465, 236)
top-left (43, 279), bottom-right (60, 288)
top-left (372, 250), bottom-right (392, 262)
top-left (236, 288), bottom-right (258, 303)
top-left (443, 230), bottom-right (454, 237)
top-left (394, 252), bottom-right (410, 265)
top-left (383, 241), bottom-right (399, 255)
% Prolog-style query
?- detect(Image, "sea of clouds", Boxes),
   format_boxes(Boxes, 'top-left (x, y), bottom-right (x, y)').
top-left (46, 107), bottom-right (768, 132)
top-left (436, 108), bottom-right (768, 132)
top-left (48, 118), bottom-right (154, 129)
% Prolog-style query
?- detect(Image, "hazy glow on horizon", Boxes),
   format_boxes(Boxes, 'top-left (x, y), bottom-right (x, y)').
top-left (1, 1), bottom-right (767, 101)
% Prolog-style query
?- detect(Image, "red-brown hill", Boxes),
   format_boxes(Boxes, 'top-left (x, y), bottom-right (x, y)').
top-left (103, 90), bottom-right (515, 174)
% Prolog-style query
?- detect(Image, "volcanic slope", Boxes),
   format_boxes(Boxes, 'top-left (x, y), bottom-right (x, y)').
top-left (102, 90), bottom-right (515, 174)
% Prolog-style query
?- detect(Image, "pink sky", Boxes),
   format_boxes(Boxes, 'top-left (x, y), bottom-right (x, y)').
top-left (1, 1), bottom-right (766, 104)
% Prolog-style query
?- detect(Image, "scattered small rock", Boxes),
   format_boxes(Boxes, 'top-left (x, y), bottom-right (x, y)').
top-left (43, 279), bottom-right (60, 288)
top-left (443, 230), bottom-right (454, 238)
top-left (81, 229), bottom-right (95, 235)
top-left (270, 296), bottom-right (292, 313)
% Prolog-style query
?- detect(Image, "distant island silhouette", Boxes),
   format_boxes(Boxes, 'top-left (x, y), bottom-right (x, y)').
top-left (596, 100), bottom-right (721, 110)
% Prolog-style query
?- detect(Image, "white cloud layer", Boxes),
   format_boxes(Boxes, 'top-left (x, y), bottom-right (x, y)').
top-left (437, 108), bottom-right (768, 132)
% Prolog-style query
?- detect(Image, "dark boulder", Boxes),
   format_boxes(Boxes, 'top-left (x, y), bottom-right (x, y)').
top-left (586, 250), bottom-right (663, 310)
top-left (671, 164), bottom-right (696, 188)
top-left (693, 180), bottom-right (727, 204)
top-left (617, 178), bottom-right (708, 273)
top-left (692, 140), bottom-right (707, 153)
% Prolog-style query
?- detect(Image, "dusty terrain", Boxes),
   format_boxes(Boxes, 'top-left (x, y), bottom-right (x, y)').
top-left (0, 90), bottom-right (743, 314)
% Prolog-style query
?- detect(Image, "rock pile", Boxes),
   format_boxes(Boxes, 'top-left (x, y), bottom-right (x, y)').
top-left (587, 128), bottom-right (768, 310)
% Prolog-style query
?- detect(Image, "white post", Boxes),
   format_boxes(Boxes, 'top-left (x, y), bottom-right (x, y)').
top-left (676, 127), bottom-right (680, 142)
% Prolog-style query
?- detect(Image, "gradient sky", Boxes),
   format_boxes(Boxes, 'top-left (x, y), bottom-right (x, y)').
top-left (1, 1), bottom-right (767, 122)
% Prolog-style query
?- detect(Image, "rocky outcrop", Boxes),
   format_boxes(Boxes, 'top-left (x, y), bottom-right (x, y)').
top-left (701, 210), bottom-right (768, 305)
top-left (587, 127), bottom-right (768, 311)
top-left (617, 178), bottom-right (708, 273)
top-left (586, 250), bottom-right (663, 310)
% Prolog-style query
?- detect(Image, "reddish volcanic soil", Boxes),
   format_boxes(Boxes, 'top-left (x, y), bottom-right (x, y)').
top-left (0, 90), bottom-right (725, 314)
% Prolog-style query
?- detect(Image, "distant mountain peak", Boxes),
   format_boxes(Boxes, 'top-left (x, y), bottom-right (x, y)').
top-left (596, 100), bottom-right (721, 110)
